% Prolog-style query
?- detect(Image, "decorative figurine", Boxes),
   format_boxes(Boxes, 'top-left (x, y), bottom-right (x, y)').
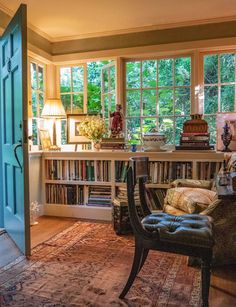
top-left (221, 122), bottom-right (232, 152)
top-left (110, 104), bottom-right (123, 137)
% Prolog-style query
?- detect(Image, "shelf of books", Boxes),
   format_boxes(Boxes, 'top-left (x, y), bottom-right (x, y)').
top-left (41, 150), bottom-right (225, 221)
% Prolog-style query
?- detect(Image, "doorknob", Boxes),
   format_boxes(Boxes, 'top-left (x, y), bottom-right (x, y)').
top-left (14, 140), bottom-right (22, 173)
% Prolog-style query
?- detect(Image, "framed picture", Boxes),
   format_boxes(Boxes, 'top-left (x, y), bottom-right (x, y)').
top-left (39, 129), bottom-right (52, 150)
top-left (67, 114), bottom-right (91, 144)
top-left (216, 112), bottom-right (236, 151)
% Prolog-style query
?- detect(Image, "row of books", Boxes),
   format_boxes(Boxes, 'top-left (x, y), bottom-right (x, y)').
top-left (149, 161), bottom-right (193, 183)
top-left (45, 160), bottom-right (111, 182)
top-left (197, 161), bottom-right (222, 180)
top-left (87, 186), bottom-right (112, 207)
top-left (46, 184), bottom-right (84, 205)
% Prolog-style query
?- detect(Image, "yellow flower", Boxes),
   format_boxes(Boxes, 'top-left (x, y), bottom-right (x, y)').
top-left (78, 115), bottom-right (107, 141)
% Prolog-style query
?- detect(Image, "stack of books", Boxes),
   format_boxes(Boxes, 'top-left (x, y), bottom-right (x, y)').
top-left (176, 114), bottom-right (214, 150)
top-left (177, 132), bottom-right (214, 150)
top-left (87, 186), bottom-right (112, 207)
top-left (101, 138), bottom-right (125, 150)
top-left (113, 186), bottom-right (140, 206)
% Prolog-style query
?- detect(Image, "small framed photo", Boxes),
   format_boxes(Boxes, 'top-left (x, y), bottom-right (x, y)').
top-left (39, 129), bottom-right (52, 150)
top-left (217, 112), bottom-right (236, 151)
top-left (67, 114), bottom-right (91, 144)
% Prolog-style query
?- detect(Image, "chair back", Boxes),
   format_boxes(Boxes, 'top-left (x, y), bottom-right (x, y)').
top-left (127, 157), bottom-right (152, 236)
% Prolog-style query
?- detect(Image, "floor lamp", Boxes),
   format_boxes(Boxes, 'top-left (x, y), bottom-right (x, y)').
top-left (41, 98), bottom-right (66, 149)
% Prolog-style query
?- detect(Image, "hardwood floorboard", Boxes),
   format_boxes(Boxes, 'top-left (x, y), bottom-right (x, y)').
top-left (30, 215), bottom-right (77, 248)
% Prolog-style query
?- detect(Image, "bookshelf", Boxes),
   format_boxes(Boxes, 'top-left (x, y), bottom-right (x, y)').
top-left (36, 150), bottom-right (225, 221)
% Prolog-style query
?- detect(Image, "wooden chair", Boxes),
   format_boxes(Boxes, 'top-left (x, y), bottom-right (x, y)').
top-left (119, 157), bottom-right (214, 307)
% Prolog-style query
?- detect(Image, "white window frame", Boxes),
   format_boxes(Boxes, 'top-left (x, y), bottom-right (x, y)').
top-left (124, 54), bottom-right (194, 144)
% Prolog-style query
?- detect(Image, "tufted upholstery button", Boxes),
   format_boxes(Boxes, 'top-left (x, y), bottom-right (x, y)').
top-left (141, 213), bottom-right (214, 248)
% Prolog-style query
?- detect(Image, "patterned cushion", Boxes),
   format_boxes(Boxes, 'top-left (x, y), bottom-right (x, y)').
top-left (164, 187), bottom-right (218, 214)
top-left (171, 179), bottom-right (213, 189)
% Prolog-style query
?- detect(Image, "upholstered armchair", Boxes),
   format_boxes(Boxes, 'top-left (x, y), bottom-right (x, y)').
top-left (163, 153), bottom-right (236, 265)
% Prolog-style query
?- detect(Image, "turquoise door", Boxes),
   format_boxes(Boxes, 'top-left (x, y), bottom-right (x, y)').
top-left (0, 4), bottom-right (30, 255)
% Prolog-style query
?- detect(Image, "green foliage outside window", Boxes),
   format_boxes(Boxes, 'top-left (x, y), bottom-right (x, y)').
top-left (125, 56), bottom-right (191, 144)
top-left (204, 53), bottom-right (236, 144)
top-left (30, 62), bottom-right (44, 145)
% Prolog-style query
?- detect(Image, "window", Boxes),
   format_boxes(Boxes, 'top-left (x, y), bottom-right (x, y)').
top-left (101, 63), bottom-right (116, 128)
top-left (59, 61), bottom-right (115, 144)
top-left (60, 65), bottom-right (85, 114)
top-left (125, 56), bottom-right (191, 144)
top-left (203, 52), bottom-right (236, 144)
top-left (30, 61), bottom-right (45, 145)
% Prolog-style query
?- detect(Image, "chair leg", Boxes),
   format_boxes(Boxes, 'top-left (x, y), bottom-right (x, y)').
top-left (201, 258), bottom-right (211, 307)
top-left (139, 248), bottom-right (149, 272)
top-left (119, 240), bottom-right (144, 299)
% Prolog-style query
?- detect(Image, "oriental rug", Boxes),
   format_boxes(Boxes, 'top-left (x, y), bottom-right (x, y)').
top-left (0, 221), bottom-right (201, 306)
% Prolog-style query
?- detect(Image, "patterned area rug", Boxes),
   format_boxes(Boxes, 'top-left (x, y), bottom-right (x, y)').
top-left (0, 221), bottom-right (201, 306)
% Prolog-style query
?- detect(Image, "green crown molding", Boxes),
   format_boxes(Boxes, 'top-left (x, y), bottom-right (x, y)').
top-left (52, 20), bottom-right (236, 55)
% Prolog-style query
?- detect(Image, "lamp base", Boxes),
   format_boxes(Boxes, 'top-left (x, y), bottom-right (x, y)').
top-left (49, 145), bottom-right (61, 151)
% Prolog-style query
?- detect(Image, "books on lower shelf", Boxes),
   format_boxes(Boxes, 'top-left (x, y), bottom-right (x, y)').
top-left (87, 186), bottom-right (112, 207)
top-left (46, 184), bottom-right (84, 205)
top-left (45, 159), bottom-right (111, 182)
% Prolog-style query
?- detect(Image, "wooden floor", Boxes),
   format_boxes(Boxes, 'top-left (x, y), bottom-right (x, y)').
top-left (30, 215), bottom-right (77, 248)
top-left (0, 216), bottom-right (235, 306)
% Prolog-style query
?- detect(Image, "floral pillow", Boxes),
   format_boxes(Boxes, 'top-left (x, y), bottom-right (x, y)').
top-left (164, 187), bottom-right (218, 214)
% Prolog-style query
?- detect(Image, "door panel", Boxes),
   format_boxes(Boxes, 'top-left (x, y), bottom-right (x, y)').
top-left (0, 4), bottom-right (30, 255)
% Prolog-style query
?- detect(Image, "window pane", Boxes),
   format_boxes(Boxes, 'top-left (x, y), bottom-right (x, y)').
top-left (38, 65), bottom-right (44, 91)
top-left (103, 69), bottom-right (109, 93)
top-left (142, 60), bottom-right (157, 88)
top-left (104, 95), bottom-right (109, 118)
top-left (32, 119), bottom-right (38, 145)
top-left (175, 57), bottom-right (191, 86)
top-left (142, 118), bottom-right (157, 134)
top-left (175, 116), bottom-right (190, 144)
top-left (126, 90), bottom-right (141, 117)
top-left (158, 117), bottom-right (174, 144)
top-left (31, 91), bottom-right (37, 117)
top-left (143, 90), bottom-right (157, 116)
top-left (221, 85), bottom-right (235, 112)
top-left (175, 87), bottom-right (190, 115)
top-left (30, 63), bottom-right (37, 90)
top-left (110, 94), bottom-right (116, 113)
top-left (110, 65), bottom-right (115, 91)
top-left (61, 119), bottom-right (67, 145)
top-left (87, 85), bottom-right (101, 114)
top-left (158, 88), bottom-right (174, 115)
top-left (72, 93), bottom-right (83, 113)
top-left (72, 66), bottom-right (84, 92)
top-left (126, 61), bottom-right (141, 88)
top-left (204, 115), bottom-right (216, 144)
top-left (204, 55), bottom-right (218, 84)
top-left (158, 58), bottom-right (173, 86)
top-left (60, 67), bottom-right (71, 93)
top-left (220, 53), bottom-right (235, 83)
top-left (39, 93), bottom-right (44, 116)
top-left (61, 94), bottom-right (71, 113)
top-left (126, 118), bottom-right (141, 142)
top-left (204, 86), bottom-right (218, 114)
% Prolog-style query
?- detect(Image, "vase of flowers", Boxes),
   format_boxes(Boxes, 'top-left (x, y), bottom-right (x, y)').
top-left (78, 115), bottom-right (107, 150)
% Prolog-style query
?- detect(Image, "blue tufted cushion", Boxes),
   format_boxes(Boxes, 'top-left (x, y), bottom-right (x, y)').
top-left (141, 212), bottom-right (214, 248)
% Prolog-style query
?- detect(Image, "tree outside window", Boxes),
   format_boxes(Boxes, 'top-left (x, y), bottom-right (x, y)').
top-left (125, 57), bottom-right (191, 144)
top-left (30, 62), bottom-right (45, 145)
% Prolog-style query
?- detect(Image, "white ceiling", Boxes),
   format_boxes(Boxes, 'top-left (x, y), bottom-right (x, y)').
top-left (0, 0), bottom-right (236, 41)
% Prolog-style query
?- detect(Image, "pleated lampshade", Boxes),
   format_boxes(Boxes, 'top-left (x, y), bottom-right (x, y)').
top-left (41, 98), bottom-right (66, 118)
